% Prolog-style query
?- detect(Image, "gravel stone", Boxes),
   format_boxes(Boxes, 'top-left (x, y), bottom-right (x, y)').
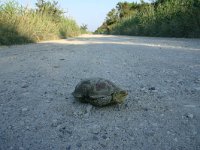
top-left (21, 108), bottom-right (28, 112)
top-left (21, 84), bottom-right (29, 88)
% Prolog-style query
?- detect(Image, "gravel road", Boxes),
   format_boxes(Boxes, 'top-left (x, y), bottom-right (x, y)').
top-left (0, 34), bottom-right (200, 150)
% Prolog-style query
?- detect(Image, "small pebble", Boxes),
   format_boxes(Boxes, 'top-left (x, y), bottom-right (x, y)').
top-left (174, 138), bottom-right (178, 142)
top-left (152, 123), bottom-right (158, 127)
top-left (51, 119), bottom-right (58, 127)
top-left (46, 100), bottom-right (51, 103)
top-left (59, 126), bottom-right (67, 134)
top-left (21, 84), bottom-right (29, 88)
top-left (184, 105), bottom-right (196, 108)
top-left (22, 92), bottom-right (30, 96)
top-left (66, 130), bottom-right (73, 135)
top-left (172, 71), bottom-right (178, 74)
top-left (100, 144), bottom-right (107, 148)
top-left (9, 146), bottom-right (13, 150)
top-left (102, 135), bottom-right (107, 139)
top-left (90, 124), bottom-right (101, 134)
top-left (66, 145), bottom-right (71, 150)
top-left (194, 87), bottom-right (200, 91)
top-left (143, 107), bottom-right (148, 111)
top-left (149, 87), bottom-right (156, 91)
top-left (22, 108), bottom-right (28, 112)
top-left (186, 113), bottom-right (194, 119)
top-left (76, 142), bottom-right (82, 147)
top-left (19, 147), bottom-right (24, 150)
top-left (93, 136), bottom-right (99, 141)
top-left (183, 113), bottom-right (194, 119)
top-left (53, 66), bottom-right (59, 68)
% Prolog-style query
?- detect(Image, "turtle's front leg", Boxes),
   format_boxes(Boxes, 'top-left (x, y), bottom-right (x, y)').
top-left (116, 103), bottom-right (123, 111)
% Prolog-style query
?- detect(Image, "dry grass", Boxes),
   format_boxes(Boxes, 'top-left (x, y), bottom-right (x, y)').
top-left (0, 1), bottom-right (81, 45)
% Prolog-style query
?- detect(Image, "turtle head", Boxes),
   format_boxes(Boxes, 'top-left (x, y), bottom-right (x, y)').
top-left (112, 90), bottom-right (128, 104)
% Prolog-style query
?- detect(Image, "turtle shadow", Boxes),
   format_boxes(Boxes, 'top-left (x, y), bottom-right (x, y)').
top-left (72, 95), bottom-right (128, 112)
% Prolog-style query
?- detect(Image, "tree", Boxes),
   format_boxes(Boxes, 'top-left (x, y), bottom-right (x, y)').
top-left (35, 0), bottom-right (64, 22)
top-left (106, 8), bottom-right (118, 25)
top-left (116, 2), bottom-right (132, 18)
top-left (80, 24), bottom-right (88, 31)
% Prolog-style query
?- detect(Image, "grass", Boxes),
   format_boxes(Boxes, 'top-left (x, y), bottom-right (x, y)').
top-left (0, 1), bottom-right (81, 45)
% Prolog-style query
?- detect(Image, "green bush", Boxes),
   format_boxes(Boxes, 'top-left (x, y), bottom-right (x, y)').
top-left (96, 0), bottom-right (200, 38)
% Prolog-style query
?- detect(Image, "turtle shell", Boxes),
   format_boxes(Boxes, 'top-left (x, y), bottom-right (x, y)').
top-left (72, 78), bottom-right (121, 99)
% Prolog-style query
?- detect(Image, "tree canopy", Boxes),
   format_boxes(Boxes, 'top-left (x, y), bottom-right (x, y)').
top-left (35, 0), bottom-right (64, 22)
top-left (95, 0), bottom-right (200, 38)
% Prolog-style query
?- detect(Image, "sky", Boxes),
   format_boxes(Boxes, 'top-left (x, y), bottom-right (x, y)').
top-left (17, 0), bottom-right (150, 31)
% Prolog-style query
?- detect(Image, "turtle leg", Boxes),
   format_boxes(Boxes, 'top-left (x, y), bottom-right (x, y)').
top-left (116, 103), bottom-right (123, 111)
top-left (90, 96), bottom-right (112, 107)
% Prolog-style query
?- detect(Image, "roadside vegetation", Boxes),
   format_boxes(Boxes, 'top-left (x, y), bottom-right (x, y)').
top-left (95, 0), bottom-right (200, 38)
top-left (80, 24), bottom-right (90, 34)
top-left (0, 0), bottom-right (82, 45)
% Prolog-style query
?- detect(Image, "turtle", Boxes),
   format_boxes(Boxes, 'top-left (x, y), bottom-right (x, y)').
top-left (72, 78), bottom-right (128, 107)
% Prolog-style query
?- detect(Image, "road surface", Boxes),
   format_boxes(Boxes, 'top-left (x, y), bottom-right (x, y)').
top-left (0, 34), bottom-right (200, 150)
